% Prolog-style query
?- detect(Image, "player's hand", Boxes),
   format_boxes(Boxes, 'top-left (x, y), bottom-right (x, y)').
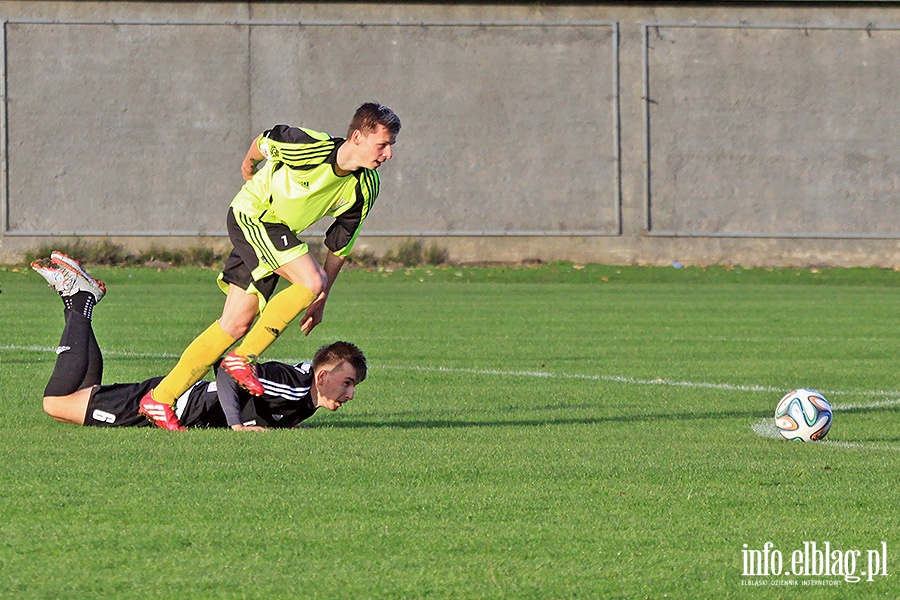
top-left (241, 158), bottom-right (261, 180)
top-left (241, 136), bottom-right (265, 180)
top-left (300, 292), bottom-right (328, 336)
top-left (231, 424), bottom-right (268, 432)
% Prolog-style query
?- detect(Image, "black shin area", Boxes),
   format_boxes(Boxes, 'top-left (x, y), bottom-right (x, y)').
top-left (43, 310), bottom-right (100, 396)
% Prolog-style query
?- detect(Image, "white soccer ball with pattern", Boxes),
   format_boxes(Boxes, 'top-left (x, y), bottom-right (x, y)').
top-left (774, 389), bottom-right (832, 442)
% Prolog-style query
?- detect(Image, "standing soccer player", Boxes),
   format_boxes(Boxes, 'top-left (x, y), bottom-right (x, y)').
top-left (139, 102), bottom-right (400, 430)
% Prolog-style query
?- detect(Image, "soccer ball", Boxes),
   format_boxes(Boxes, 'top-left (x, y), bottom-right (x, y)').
top-left (774, 389), bottom-right (832, 442)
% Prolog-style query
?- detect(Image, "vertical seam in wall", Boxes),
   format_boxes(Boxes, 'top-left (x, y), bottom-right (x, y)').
top-left (612, 22), bottom-right (622, 237)
top-left (641, 24), bottom-right (651, 236)
top-left (246, 20), bottom-right (253, 147)
top-left (1, 21), bottom-right (8, 235)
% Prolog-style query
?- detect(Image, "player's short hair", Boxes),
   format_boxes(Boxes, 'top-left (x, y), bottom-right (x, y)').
top-left (347, 102), bottom-right (401, 139)
top-left (312, 341), bottom-right (368, 383)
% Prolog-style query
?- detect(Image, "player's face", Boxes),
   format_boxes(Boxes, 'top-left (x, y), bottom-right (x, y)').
top-left (317, 361), bottom-right (359, 411)
top-left (354, 124), bottom-right (395, 169)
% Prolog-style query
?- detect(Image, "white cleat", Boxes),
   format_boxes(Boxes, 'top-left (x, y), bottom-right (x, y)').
top-left (31, 253), bottom-right (106, 303)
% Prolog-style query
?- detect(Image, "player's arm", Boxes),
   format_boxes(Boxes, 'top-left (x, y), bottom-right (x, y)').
top-left (215, 366), bottom-right (267, 431)
top-left (301, 176), bottom-right (373, 335)
top-left (300, 251), bottom-right (345, 336)
top-left (241, 134), bottom-right (266, 181)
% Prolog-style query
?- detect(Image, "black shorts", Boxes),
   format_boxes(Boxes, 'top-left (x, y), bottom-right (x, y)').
top-left (83, 378), bottom-right (163, 427)
top-left (219, 208), bottom-right (308, 303)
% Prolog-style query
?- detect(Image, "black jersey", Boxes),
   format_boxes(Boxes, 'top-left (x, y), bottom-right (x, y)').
top-left (202, 360), bottom-right (319, 428)
top-left (85, 361), bottom-right (318, 429)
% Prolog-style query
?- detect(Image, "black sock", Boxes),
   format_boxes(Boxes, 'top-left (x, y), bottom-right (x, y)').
top-left (83, 322), bottom-right (104, 387)
top-left (44, 310), bottom-right (101, 396)
top-left (66, 291), bottom-right (97, 320)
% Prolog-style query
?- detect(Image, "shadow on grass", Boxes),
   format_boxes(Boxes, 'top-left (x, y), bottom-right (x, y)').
top-left (319, 408), bottom-right (768, 429)
top-left (851, 436), bottom-right (900, 443)
top-left (317, 400), bottom-right (900, 430)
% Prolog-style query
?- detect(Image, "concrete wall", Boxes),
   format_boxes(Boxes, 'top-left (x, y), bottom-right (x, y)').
top-left (1, 2), bottom-right (899, 267)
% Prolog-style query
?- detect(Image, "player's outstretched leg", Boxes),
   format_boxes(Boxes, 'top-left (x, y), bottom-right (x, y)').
top-left (43, 288), bottom-right (105, 400)
top-left (33, 253), bottom-right (106, 424)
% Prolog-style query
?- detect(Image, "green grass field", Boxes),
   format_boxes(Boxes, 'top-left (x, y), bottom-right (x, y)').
top-left (1, 263), bottom-right (898, 598)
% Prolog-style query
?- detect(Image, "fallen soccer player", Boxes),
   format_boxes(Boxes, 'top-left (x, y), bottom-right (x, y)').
top-left (32, 253), bottom-right (366, 430)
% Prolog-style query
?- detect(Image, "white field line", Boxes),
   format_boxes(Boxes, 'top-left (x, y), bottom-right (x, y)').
top-left (7, 343), bottom-right (898, 449)
top-left (752, 418), bottom-right (900, 451)
top-left (373, 364), bottom-right (900, 408)
top-left (2, 344), bottom-right (185, 360)
top-left (5, 343), bottom-right (899, 407)
top-left (820, 440), bottom-right (900, 451)
top-left (661, 336), bottom-right (896, 344)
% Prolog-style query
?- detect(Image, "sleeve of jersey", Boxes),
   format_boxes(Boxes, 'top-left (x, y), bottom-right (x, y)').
top-left (324, 170), bottom-right (380, 256)
top-left (258, 125), bottom-right (330, 162)
top-left (262, 125), bottom-right (320, 145)
top-left (215, 367), bottom-right (245, 427)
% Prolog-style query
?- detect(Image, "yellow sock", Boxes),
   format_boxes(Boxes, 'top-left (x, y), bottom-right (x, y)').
top-left (235, 283), bottom-right (317, 358)
top-left (152, 321), bottom-right (236, 405)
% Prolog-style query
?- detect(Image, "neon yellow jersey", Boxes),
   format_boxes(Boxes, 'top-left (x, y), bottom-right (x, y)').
top-left (230, 125), bottom-right (380, 256)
